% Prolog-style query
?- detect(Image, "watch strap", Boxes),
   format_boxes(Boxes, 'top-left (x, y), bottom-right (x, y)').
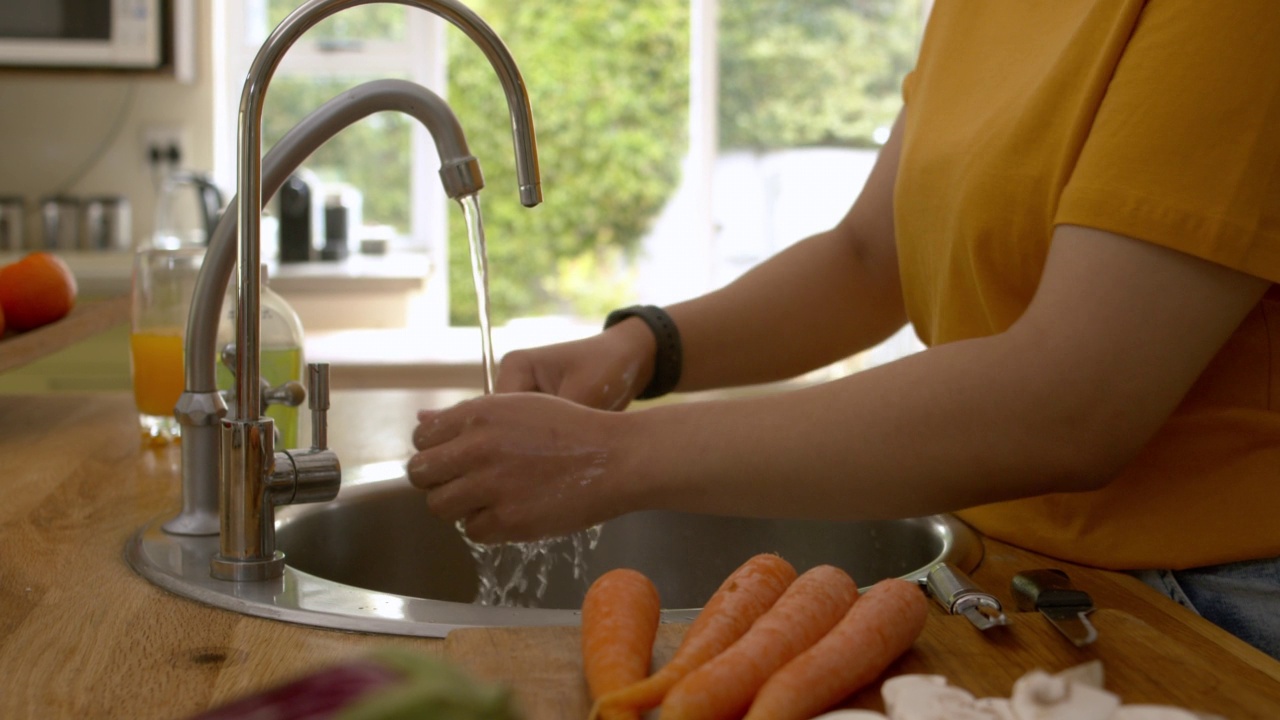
top-left (603, 304), bottom-right (682, 400)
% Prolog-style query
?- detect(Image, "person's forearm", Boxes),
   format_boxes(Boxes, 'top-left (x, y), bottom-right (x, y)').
top-left (614, 330), bottom-right (1134, 522)
top-left (610, 223), bottom-right (1271, 523)
top-left (653, 112), bottom-right (908, 394)
top-left (663, 228), bottom-right (908, 392)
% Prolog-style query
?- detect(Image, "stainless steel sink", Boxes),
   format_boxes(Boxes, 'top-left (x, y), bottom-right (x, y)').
top-left (128, 461), bottom-right (983, 638)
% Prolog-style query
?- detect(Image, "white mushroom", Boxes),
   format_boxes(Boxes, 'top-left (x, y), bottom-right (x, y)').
top-left (811, 711), bottom-right (891, 720)
top-left (1009, 668), bottom-right (1120, 720)
top-left (855, 664), bottom-right (1213, 720)
top-left (882, 674), bottom-right (1013, 719)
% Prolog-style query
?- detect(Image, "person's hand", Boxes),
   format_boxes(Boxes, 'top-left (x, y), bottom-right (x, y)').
top-left (407, 392), bottom-right (636, 544)
top-left (495, 318), bottom-right (656, 410)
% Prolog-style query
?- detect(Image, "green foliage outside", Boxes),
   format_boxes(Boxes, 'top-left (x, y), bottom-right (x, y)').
top-left (260, 3), bottom-right (412, 232)
top-left (258, 1), bottom-right (923, 327)
top-left (266, 2), bottom-right (406, 45)
top-left (448, 0), bottom-right (922, 325)
top-left (445, 0), bottom-right (690, 325)
top-left (261, 77), bottom-right (413, 236)
top-left (718, 0), bottom-right (923, 150)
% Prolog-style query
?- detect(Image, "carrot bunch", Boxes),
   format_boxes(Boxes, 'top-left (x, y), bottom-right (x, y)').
top-left (580, 554), bottom-right (929, 720)
top-left (586, 554), bottom-right (797, 719)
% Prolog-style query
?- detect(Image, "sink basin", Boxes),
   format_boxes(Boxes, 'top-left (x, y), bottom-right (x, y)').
top-left (128, 461), bottom-right (983, 637)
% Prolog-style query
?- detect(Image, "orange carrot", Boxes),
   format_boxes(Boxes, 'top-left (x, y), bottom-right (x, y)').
top-left (581, 568), bottom-right (662, 720)
top-left (742, 577), bottom-right (929, 720)
top-left (590, 554), bottom-right (797, 719)
top-left (659, 564), bottom-right (860, 720)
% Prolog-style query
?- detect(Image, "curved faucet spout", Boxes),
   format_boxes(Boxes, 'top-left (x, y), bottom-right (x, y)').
top-left (170, 79), bottom-right (489, 537)
top-left (187, 78), bottom-right (485, 394)
top-left (183, 0), bottom-right (541, 578)
top-left (236, 0), bottom-right (541, 420)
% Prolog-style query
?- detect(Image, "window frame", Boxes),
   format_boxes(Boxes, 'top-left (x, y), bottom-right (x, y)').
top-left (213, 0), bottom-right (930, 333)
top-left (216, 1), bottom-right (451, 328)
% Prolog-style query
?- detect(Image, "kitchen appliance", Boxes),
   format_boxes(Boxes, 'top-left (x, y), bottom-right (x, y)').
top-left (321, 184), bottom-right (363, 261)
top-left (0, 196), bottom-right (24, 251)
top-left (278, 170), bottom-right (324, 262)
top-left (81, 195), bottom-right (132, 251)
top-left (0, 0), bottom-right (165, 71)
top-left (181, 171), bottom-right (226, 242)
top-left (154, 169), bottom-right (225, 247)
top-left (40, 195), bottom-right (81, 250)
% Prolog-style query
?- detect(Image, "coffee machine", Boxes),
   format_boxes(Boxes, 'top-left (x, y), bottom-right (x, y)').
top-left (278, 169), bottom-right (324, 262)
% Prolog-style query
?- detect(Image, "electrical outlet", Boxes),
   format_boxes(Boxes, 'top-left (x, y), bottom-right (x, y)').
top-left (141, 124), bottom-right (188, 170)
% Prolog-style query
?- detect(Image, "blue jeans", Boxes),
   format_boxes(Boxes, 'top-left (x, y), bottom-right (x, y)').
top-left (1133, 556), bottom-right (1280, 662)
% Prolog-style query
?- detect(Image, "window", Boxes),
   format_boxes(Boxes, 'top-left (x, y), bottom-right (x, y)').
top-left (219, 0), bottom-right (448, 321)
top-left (218, 0), bottom-right (927, 362)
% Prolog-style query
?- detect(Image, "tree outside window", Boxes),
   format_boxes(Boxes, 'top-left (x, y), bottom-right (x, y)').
top-left (243, 0), bottom-right (923, 328)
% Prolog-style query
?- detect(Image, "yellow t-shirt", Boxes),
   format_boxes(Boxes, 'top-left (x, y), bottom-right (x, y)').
top-left (896, 0), bottom-right (1280, 569)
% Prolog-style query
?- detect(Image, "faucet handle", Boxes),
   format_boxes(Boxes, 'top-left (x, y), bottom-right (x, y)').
top-left (219, 342), bottom-right (306, 419)
top-left (308, 362), bottom-right (330, 451)
top-left (264, 380), bottom-right (306, 409)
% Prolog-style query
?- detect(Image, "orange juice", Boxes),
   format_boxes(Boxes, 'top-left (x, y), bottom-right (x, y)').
top-left (130, 332), bottom-right (185, 417)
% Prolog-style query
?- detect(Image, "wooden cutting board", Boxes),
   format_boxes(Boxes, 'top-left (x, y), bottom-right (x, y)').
top-left (444, 610), bottom-right (1280, 720)
top-left (0, 294), bottom-right (129, 373)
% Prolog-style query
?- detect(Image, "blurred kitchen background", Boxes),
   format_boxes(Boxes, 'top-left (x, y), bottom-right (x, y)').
top-left (0, 0), bottom-right (927, 394)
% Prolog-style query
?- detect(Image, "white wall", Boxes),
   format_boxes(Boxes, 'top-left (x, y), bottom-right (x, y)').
top-left (0, 1), bottom-right (217, 252)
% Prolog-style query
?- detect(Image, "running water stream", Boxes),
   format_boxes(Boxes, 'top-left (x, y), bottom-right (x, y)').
top-left (456, 194), bottom-right (601, 606)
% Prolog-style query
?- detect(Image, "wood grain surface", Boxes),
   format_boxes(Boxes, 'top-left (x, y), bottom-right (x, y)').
top-left (445, 611), bottom-right (1280, 720)
top-left (0, 294), bottom-right (129, 373)
top-left (1, 392), bottom-right (1278, 720)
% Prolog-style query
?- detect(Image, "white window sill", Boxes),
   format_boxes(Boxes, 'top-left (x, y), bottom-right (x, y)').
top-left (305, 316), bottom-right (600, 390)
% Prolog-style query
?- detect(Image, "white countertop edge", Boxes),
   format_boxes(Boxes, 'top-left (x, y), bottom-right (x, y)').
top-left (305, 320), bottom-right (600, 367)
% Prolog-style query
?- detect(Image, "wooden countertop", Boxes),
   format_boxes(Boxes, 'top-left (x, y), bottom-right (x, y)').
top-left (0, 295), bottom-right (130, 374)
top-left (1, 392), bottom-right (1278, 719)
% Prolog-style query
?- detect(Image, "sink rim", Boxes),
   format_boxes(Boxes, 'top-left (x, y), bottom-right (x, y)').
top-left (126, 461), bottom-right (984, 638)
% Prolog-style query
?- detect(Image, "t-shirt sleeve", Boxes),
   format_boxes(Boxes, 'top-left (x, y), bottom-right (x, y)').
top-left (1055, 0), bottom-right (1280, 282)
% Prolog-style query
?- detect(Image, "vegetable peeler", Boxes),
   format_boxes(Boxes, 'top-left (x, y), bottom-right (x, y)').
top-left (1012, 568), bottom-right (1098, 647)
top-left (922, 562), bottom-right (1009, 631)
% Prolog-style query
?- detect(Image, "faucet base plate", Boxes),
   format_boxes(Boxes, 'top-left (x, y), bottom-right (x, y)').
top-left (211, 551), bottom-right (286, 582)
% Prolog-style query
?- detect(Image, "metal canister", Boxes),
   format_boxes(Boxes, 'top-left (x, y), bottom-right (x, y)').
top-left (0, 196), bottom-right (24, 251)
top-left (81, 195), bottom-right (132, 251)
top-left (40, 195), bottom-right (81, 250)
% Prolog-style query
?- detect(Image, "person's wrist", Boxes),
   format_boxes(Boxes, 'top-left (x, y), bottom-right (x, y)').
top-left (603, 305), bottom-right (682, 400)
top-left (602, 316), bottom-right (657, 399)
top-left (597, 408), bottom-right (661, 516)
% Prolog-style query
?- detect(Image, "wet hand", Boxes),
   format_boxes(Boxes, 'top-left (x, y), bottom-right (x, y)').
top-left (495, 320), bottom-right (656, 410)
top-left (407, 392), bottom-right (632, 544)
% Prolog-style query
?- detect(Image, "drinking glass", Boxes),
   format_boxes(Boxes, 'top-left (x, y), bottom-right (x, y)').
top-left (130, 243), bottom-right (205, 444)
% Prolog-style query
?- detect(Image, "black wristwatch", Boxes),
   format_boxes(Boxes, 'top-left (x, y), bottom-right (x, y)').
top-left (603, 305), bottom-right (682, 400)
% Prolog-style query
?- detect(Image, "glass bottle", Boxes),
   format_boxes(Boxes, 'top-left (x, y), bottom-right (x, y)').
top-left (216, 266), bottom-right (305, 448)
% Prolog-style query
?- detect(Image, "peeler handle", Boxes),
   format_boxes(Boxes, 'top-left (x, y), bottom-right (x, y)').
top-left (1011, 568), bottom-right (1094, 611)
top-left (924, 562), bottom-right (1008, 630)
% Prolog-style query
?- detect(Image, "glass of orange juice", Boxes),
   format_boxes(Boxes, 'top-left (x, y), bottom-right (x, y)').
top-left (130, 243), bottom-right (205, 444)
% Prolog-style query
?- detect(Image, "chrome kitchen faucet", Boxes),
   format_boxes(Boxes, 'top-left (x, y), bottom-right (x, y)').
top-left (167, 0), bottom-right (541, 583)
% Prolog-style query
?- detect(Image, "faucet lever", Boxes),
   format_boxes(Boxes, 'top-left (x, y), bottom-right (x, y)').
top-left (274, 362), bottom-right (340, 508)
top-left (219, 341), bottom-right (306, 416)
top-left (308, 362), bottom-right (330, 451)
top-left (264, 381), bottom-right (306, 409)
